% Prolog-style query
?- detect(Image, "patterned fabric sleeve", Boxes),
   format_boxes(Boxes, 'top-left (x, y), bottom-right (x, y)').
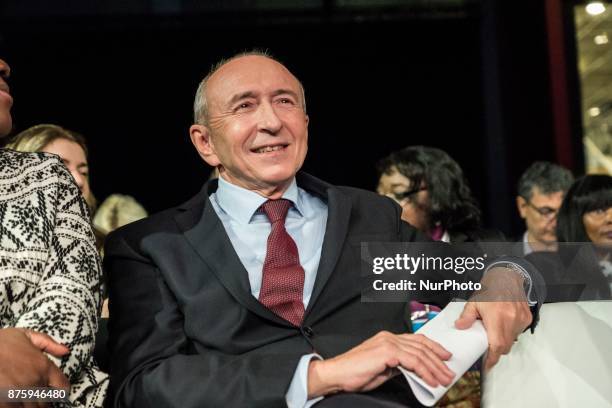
top-left (12, 156), bottom-right (107, 406)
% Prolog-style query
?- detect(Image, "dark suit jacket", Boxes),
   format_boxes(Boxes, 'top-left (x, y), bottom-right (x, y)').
top-left (449, 228), bottom-right (505, 244)
top-left (104, 173), bottom-right (465, 408)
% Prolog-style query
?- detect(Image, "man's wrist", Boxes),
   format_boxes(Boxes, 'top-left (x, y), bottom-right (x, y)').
top-left (307, 359), bottom-right (341, 399)
top-left (484, 261), bottom-right (537, 305)
top-left (481, 263), bottom-right (541, 333)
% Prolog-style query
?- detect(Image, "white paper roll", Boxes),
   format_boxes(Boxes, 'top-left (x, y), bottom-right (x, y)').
top-left (398, 301), bottom-right (488, 407)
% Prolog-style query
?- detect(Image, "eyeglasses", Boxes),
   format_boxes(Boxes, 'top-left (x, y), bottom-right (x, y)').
top-left (390, 187), bottom-right (427, 204)
top-left (524, 199), bottom-right (559, 219)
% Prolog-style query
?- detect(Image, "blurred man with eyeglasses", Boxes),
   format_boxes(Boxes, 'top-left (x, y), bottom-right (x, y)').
top-left (516, 161), bottom-right (574, 255)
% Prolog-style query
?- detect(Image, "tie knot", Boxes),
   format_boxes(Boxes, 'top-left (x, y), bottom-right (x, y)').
top-left (261, 199), bottom-right (292, 223)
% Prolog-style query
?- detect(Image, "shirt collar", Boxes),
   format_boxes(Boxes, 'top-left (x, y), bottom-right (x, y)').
top-left (522, 231), bottom-right (533, 255)
top-left (215, 176), bottom-right (303, 224)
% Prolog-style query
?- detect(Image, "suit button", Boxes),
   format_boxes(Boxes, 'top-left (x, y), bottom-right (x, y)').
top-left (302, 326), bottom-right (314, 338)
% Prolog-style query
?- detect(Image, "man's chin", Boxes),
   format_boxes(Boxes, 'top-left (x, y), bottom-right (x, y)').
top-left (261, 176), bottom-right (294, 190)
top-left (258, 168), bottom-right (298, 185)
top-left (532, 239), bottom-right (558, 251)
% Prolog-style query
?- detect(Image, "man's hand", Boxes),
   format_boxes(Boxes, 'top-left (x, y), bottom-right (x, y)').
top-left (0, 328), bottom-right (70, 408)
top-left (307, 331), bottom-right (454, 399)
top-left (455, 267), bottom-right (533, 371)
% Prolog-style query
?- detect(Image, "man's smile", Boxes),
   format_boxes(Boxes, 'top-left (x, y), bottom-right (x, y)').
top-left (251, 144), bottom-right (289, 154)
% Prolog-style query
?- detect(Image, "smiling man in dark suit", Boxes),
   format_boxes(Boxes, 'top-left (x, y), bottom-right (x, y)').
top-left (105, 51), bottom-right (538, 408)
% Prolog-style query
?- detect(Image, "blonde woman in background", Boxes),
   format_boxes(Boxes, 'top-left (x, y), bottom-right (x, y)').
top-left (7, 123), bottom-right (97, 213)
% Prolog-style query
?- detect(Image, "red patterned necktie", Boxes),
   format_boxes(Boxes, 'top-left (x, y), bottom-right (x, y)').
top-left (258, 199), bottom-right (305, 326)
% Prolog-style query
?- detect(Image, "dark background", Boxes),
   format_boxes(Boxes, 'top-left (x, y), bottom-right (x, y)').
top-left (0, 0), bottom-right (583, 237)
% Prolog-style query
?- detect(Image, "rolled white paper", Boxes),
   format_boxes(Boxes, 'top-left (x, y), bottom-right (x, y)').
top-left (398, 301), bottom-right (488, 407)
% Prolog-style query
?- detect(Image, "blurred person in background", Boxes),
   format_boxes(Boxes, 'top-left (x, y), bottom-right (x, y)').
top-left (93, 194), bottom-right (148, 248)
top-left (549, 174), bottom-right (612, 300)
top-left (516, 161), bottom-right (574, 255)
top-left (376, 145), bottom-right (502, 408)
top-left (0, 58), bottom-right (107, 407)
top-left (376, 145), bottom-right (502, 243)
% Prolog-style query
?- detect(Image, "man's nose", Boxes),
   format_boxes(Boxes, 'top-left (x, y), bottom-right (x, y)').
top-left (256, 102), bottom-right (282, 134)
top-left (549, 216), bottom-right (558, 228)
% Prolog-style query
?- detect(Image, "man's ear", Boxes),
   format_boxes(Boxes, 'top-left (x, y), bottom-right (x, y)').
top-left (190, 124), bottom-right (220, 167)
top-left (517, 196), bottom-right (527, 219)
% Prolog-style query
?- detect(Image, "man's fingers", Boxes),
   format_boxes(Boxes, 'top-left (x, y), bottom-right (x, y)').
top-left (454, 302), bottom-right (479, 330)
top-left (397, 336), bottom-right (454, 378)
top-left (415, 345), bottom-right (454, 381)
top-left (484, 350), bottom-right (501, 372)
top-left (391, 338), bottom-right (454, 387)
top-left (484, 312), bottom-right (516, 357)
top-left (493, 337), bottom-right (513, 356)
top-left (405, 349), bottom-right (454, 387)
top-left (23, 330), bottom-right (70, 357)
top-left (405, 334), bottom-right (452, 360)
top-left (399, 354), bottom-right (439, 388)
top-left (485, 332), bottom-right (513, 370)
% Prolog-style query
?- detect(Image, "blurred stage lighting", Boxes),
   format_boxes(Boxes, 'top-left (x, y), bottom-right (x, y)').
top-left (595, 33), bottom-right (609, 44)
top-left (586, 2), bottom-right (606, 16)
top-left (589, 106), bottom-right (601, 117)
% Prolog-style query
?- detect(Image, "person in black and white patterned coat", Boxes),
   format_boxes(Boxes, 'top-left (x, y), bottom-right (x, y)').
top-left (0, 58), bottom-right (107, 407)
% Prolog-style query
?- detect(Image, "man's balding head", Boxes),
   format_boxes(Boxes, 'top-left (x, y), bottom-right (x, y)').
top-left (193, 51), bottom-right (306, 125)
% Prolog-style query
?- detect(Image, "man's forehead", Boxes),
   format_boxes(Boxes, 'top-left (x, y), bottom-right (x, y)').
top-left (531, 187), bottom-right (563, 202)
top-left (207, 56), bottom-right (301, 101)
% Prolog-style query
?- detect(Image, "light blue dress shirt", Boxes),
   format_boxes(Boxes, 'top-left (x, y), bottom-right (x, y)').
top-left (209, 176), bottom-right (328, 407)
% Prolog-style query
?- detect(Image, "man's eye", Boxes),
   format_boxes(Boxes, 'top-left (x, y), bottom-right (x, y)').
top-left (235, 102), bottom-right (253, 111)
top-left (278, 98), bottom-right (294, 105)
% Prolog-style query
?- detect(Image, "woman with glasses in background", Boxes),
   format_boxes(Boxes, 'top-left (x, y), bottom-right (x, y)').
top-left (376, 145), bottom-right (501, 243)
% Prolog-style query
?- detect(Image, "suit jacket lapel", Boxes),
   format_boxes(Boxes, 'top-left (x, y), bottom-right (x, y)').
top-left (174, 182), bottom-right (291, 327)
top-left (298, 173), bottom-right (353, 316)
